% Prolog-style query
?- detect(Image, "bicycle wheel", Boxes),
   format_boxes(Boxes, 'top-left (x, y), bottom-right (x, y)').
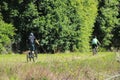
top-left (34, 50), bottom-right (38, 59)
top-left (27, 51), bottom-right (35, 62)
top-left (93, 47), bottom-right (97, 55)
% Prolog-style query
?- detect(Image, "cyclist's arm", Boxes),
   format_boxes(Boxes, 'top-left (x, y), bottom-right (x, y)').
top-left (35, 39), bottom-right (40, 45)
top-left (97, 40), bottom-right (101, 45)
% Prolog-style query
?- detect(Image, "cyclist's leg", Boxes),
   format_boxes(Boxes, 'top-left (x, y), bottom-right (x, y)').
top-left (34, 50), bottom-right (38, 59)
top-left (29, 44), bottom-right (35, 62)
top-left (95, 44), bottom-right (98, 54)
top-left (93, 48), bottom-right (96, 55)
top-left (27, 52), bottom-right (29, 62)
top-left (32, 44), bottom-right (38, 59)
top-left (31, 44), bottom-right (35, 53)
top-left (92, 44), bottom-right (95, 55)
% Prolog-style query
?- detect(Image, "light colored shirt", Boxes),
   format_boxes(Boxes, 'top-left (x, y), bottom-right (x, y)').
top-left (92, 38), bottom-right (98, 44)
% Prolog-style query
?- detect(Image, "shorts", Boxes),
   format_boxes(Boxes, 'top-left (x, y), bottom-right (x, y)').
top-left (30, 43), bottom-right (35, 51)
top-left (92, 44), bottom-right (97, 49)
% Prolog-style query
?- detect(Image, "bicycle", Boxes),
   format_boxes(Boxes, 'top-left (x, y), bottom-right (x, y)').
top-left (26, 50), bottom-right (38, 62)
top-left (91, 36), bottom-right (101, 55)
top-left (27, 33), bottom-right (40, 62)
top-left (92, 46), bottom-right (98, 55)
top-left (92, 44), bottom-right (98, 55)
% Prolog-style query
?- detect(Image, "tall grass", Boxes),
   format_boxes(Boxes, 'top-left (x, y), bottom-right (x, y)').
top-left (0, 52), bottom-right (120, 80)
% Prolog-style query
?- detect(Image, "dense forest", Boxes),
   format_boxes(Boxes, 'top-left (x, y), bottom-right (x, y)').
top-left (0, 0), bottom-right (120, 53)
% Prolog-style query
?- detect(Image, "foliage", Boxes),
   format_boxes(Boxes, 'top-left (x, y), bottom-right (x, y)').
top-left (31, 0), bottom-right (98, 52)
top-left (0, 2), bottom-right (15, 53)
top-left (112, 0), bottom-right (120, 48)
top-left (94, 0), bottom-right (119, 48)
top-left (0, 20), bottom-right (15, 53)
top-left (0, 0), bottom-right (119, 53)
top-left (0, 0), bottom-right (98, 52)
top-left (73, 0), bottom-right (98, 52)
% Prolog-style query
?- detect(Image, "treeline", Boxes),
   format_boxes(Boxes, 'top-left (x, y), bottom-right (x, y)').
top-left (0, 0), bottom-right (119, 53)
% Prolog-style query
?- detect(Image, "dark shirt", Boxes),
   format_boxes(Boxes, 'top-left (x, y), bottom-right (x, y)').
top-left (29, 35), bottom-right (35, 44)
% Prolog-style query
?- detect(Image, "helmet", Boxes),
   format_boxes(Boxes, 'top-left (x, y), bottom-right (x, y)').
top-left (30, 32), bottom-right (34, 36)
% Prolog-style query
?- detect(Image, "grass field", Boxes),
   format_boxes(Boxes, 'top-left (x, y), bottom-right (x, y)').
top-left (0, 52), bottom-right (120, 80)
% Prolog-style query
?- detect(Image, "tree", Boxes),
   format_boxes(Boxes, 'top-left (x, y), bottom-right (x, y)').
top-left (0, 19), bottom-right (15, 53)
top-left (75, 0), bottom-right (98, 52)
top-left (94, 0), bottom-right (119, 49)
top-left (112, 0), bottom-right (120, 49)
top-left (0, 0), bottom-right (98, 53)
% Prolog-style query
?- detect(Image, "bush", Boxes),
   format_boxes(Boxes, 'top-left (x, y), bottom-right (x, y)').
top-left (0, 20), bottom-right (15, 53)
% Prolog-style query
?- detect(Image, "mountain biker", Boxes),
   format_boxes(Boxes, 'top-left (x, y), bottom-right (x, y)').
top-left (28, 32), bottom-right (39, 54)
top-left (91, 36), bottom-right (101, 55)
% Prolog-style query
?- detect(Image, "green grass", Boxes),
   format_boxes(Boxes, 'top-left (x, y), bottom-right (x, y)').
top-left (0, 52), bottom-right (120, 80)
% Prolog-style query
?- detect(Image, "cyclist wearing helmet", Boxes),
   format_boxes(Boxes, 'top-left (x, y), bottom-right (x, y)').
top-left (91, 36), bottom-right (101, 55)
top-left (28, 32), bottom-right (39, 53)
